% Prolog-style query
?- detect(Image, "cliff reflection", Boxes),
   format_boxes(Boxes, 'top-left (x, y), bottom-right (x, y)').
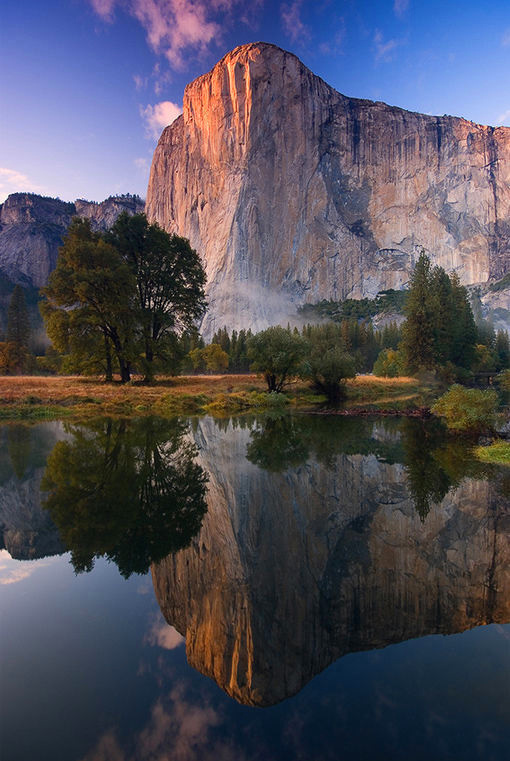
top-left (42, 417), bottom-right (208, 577)
top-left (0, 423), bottom-right (65, 560)
top-left (153, 416), bottom-right (510, 707)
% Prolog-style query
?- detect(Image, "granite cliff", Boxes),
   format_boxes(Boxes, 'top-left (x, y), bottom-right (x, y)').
top-left (0, 192), bottom-right (144, 289)
top-left (147, 42), bottom-right (510, 337)
top-left (152, 417), bottom-right (510, 706)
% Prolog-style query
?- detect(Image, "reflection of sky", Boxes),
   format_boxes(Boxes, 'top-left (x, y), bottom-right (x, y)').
top-left (0, 549), bottom-right (60, 585)
top-left (2, 549), bottom-right (509, 761)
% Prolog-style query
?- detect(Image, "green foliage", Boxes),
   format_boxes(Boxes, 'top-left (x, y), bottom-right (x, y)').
top-left (297, 289), bottom-right (408, 322)
top-left (42, 417), bottom-right (208, 577)
top-left (488, 272), bottom-right (510, 292)
top-left (105, 213), bottom-right (207, 381)
top-left (247, 326), bottom-right (307, 392)
top-left (300, 323), bottom-right (356, 402)
top-left (2, 285), bottom-right (31, 373)
top-left (372, 348), bottom-right (405, 377)
top-left (401, 253), bottom-right (437, 371)
top-left (431, 384), bottom-right (500, 434)
top-left (496, 369), bottom-right (510, 391)
top-left (41, 218), bottom-right (137, 382)
top-left (187, 343), bottom-right (229, 374)
top-left (401, 254), bottom-right (478, 374)
top-left (474, 441), bottom-right (510, 466)
top-left (495, 330), bottom-right (510, 370)
top-left (41, 215), bottom-right (207, 383)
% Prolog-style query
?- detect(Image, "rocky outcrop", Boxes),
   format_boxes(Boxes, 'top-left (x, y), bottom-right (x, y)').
top-left (152, 417), bottom-right (510, 706)
top-left (0, 192), bottom-right (145, 288)
top-left (147, 42), bottom-right (510, 337)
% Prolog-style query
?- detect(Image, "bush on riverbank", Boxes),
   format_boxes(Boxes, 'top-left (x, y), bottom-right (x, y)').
top-left (431, 385), bottom-right (499, 434)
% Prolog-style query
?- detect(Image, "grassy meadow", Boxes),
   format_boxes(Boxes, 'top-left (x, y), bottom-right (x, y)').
top-left (0, 373), bottom-right (432, 421)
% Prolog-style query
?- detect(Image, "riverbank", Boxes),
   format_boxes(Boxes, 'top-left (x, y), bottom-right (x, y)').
top-left (0, 374), bottom-right (435, 420)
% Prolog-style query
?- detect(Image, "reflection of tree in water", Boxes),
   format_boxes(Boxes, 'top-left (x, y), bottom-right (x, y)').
top-left (8, 425), bottom-right (32, 480)
top-left (401, 419), bottom-right (493, 520)
top-left (42, 417), bottom-right (208, 577)
top-left (246, 414), bottom-right (493, 519)
top-left (246, 414), bottom-right (406, 472)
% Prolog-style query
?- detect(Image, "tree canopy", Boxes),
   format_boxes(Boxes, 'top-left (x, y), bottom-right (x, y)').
top-left (41, 214), bottom-right (207, 382)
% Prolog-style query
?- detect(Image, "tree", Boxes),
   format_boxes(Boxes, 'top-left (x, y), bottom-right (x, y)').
top-left (495, 330), bottom-right (510, 370)
top-left (6, 285), bottom-right (30, 373)
top-left (106, 213), bottom-right (207, 381)
top-left (449, 273), bottom-right (477, 368)
top-left (401, 252), bottom-right (436, 372)
top-left (300, 323), bottom-right (356, 402)
top-left (201, 343), bottom-right (229, 373)
top-left (373, 348), bottom-right (405, 377)
top-left (247, 326), bottom-right (307, 392)
top-left (41, 218), bottom-right (137, 382)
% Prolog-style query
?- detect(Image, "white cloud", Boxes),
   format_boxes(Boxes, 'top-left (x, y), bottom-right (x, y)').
top-left (0, 167), bottom-right (46, 203)
top-left (146, 617), bottom-right (185, 650)
top-left (0, 550), bottom-right (58, 585)
top-left (394, 0), bottom-right (409, 18)
top-left (373, 30), bottom-right (400, 62)
top-left (140, 100), bottom-right (182, 139)
top-left (497, 109), bottom-right (510, 125)
top-left (133, 73), bottom-right (147, 90)
top-left (502, 28), bottom-right (510, 47)
top-left (90, 0), bottom-right (117, 22)
top-left (281, 0), bottom-right (310, 43)
top-left (89, 0), bottom-right (258, 70)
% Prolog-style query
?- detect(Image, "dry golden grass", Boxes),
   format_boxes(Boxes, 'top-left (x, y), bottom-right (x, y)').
top-left (0, 373), bottom-right (432, 419)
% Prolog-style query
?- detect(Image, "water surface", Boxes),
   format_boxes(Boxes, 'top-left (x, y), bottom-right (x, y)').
top-left (1, 415), bottom-right (509, 761)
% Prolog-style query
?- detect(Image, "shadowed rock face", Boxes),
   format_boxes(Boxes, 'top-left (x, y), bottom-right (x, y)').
top-left (146, 42), bottom-right (510, 337)
top-left (0, 193), bottom-right (145, 288)
top-left (152, 418), bottom-right (510, 707)
top-left (0, 423), bottom-right (65, 560)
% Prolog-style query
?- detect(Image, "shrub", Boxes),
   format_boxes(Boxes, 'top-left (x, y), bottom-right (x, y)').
top-left (373, 348), bottom-right (405, 377)
top-left (431, 384), bottom-right (499, 434)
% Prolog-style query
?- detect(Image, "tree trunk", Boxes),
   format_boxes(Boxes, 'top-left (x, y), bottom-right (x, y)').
top-left (104, 332), bottom-right (113, 382)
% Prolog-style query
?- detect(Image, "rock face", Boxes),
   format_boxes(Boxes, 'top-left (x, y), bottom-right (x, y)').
top-left (0, 193), bottom-right (145, 288)
top-left (147, 42), bottom-right (510, 337)
top-left (0, 423), bottom-right (65, 560)
top-left (152, 417), bottom-right (510, 706)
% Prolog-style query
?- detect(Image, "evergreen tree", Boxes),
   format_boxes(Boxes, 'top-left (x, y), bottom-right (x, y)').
top-left (6, 285), bottom-right (30, 373)
top-left (401, 252), bottom-right (436, 372)
top-left (495, 330), bottom-right (510, 370)
top-left (449, 273), bottom-right (477, 368)
top-left (431, 266), bottom-right (455, 365)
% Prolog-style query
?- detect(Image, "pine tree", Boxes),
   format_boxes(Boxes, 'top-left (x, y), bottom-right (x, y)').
top-left (401, 252), bottom-right (436, 372)
top-left (449, 273), bottom-right (477, 368)
top-left (431, 266), bottom-right (455, 365)
top-left (6, 285), bottom-right (30, 373)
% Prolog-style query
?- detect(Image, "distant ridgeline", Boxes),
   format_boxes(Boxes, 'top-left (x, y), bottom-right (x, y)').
top-left (0, 192), bottom-right (145, 346)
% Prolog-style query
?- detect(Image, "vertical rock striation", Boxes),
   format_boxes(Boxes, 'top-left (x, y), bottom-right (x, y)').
top-left (146, 42), bottom-right (510, 337)
top-left (152, 418), bottom-right (510, 706)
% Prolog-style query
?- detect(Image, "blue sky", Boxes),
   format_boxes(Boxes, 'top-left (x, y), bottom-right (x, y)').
top-left (1, 0), bottom-right (510, 203)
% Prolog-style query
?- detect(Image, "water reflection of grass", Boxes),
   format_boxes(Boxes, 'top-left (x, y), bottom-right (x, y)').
top-left (474, 441), bottom-right (510, 466)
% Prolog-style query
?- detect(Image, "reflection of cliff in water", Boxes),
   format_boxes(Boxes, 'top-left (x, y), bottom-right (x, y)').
top-left (153, 416), bottom-right (510, 707)
top-left (0, 423), bottom-right (65, 559)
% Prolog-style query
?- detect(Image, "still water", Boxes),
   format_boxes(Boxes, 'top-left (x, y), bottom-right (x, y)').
top-left (0, 415), bottom-right (509, 761)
